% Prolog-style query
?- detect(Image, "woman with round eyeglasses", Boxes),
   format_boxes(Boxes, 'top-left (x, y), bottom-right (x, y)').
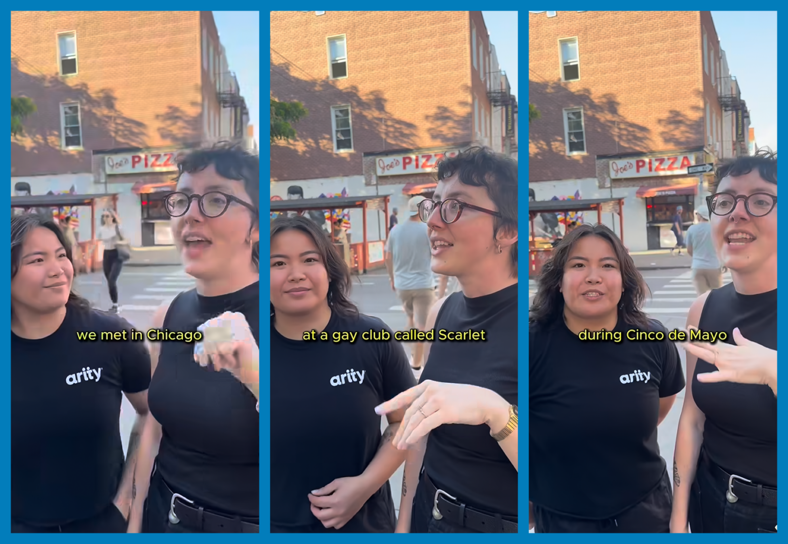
top-left (671, 149), bottom-right (777, 534)
top-left (129, 143), bottom-right (260, 533)
top-left (376, 147), bottom-right (518, 534)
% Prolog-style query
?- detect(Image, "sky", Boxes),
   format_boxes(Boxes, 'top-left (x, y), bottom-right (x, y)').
top-left (710, 11), bottom-right (777, 151)
top-left (482, 11), bottom-right (519, 99)
top-left (213, 11), bottom-right (260, 145)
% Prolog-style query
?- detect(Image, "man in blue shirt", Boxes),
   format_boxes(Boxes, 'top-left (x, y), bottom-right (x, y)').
top-left (386, 196), bottom-right (434, 369)
top-left (685, 208), bottom-right (723, 295)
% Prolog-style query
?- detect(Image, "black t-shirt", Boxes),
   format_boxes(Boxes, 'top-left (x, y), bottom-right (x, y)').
top-left (12, 306), bottom-right (151, 526)
top-left (270, 311), bottom-right (415, 531)
top-left (420, 283), bottom-right (518, 517)
top-left (148, 282), bottom-right (259, 518)
top-left (694, 283), bottom-right (777, 486)
top-left (529, 316), bottom-right (685, 519)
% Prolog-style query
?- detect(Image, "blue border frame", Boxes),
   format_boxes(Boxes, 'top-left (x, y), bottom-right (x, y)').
top-left (527, 7), bottom-right (783, 540)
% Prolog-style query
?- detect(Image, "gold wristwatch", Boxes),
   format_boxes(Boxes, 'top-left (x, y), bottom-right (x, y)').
top-left (491, 404), bottom-right (518, 441)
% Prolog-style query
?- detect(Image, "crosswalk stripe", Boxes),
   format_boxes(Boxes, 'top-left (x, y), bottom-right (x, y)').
top-left (120, 304), bottom-right (162, 311)
top-left (389, 305), bottom-right (404, 311)
top-left (132, 294), bottom-right (174, 300)
top-left (145, 287), bottom-right (186, 292)
top-left (643, 308), bottom-right (696, 314)
top-left (646, 297), bottom-right (697, 302)
top-left (653, 290), bottom-right (698, 295)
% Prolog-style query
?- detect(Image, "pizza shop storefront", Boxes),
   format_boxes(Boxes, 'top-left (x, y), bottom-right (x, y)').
top-left (97, 149), bottom-right (187, 247)
top-left (604, 149), bottom-right (714, 250)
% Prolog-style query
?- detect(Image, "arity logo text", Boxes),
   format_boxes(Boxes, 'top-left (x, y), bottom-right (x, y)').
top-left (66, 367), bottom-right (103, 385)
top-left (330, 369), bottom-right (366, 387)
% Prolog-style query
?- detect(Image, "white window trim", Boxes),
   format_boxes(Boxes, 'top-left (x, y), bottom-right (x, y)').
top-left (558, 37), bottom-right (580, 82)
top-left (60, 102), bottom-right (83, 150)
top-left (471, 24), bottom-right (477, 70)
top-left (331, 105), bottom-right (353, 153)
top-left (563, 107), bottom-right (586, 156)
top-left (56, 31), bottom-right (78, 76)
top-left (327, 34), bottom-right (348, 80)
top-left (703, 30), bottom-right (708, 74)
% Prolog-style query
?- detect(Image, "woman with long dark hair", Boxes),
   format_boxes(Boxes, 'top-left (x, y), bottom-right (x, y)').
top-left (671, 150), bottom-right (777, 534)
top-left (11, 213), bottom-right (151, 533)
top-left (376, 147), bottom-right (519, 534)
top-left (529, 224), bottom-right (685, 533)
top-left (129, 143), bottom-right (260, 533)
top-left (270, 215), bottom-right (414, 533)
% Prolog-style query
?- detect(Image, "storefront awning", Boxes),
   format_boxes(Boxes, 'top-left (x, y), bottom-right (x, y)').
top-left (132, 181), bottom-right (176, 195)
top-left (636, 180), bottom-right (698, 198)
top-left (402, 182), bottom-right (437, 195)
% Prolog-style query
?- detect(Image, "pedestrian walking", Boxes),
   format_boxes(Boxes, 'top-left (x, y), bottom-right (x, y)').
top-left (529, 224), bottom-right (685, 533)
top-left (61, 215), bottom-right (82, 276)
top-left (389, 207), bottom-right (399, 230)
top-left (670, 206), bottom-right (685, 255)
top-left (11, 213), bottom-right (151, 533)
top-left (377, 147), bottom-right (518, 534)
top-left (685, 209), bottom-right (722, 295)
top-left (386, 196), bottom-right (435, 370)
top-left (671, 150), bottom-right (777, 534)
top-left (129, 143), bottom-right (260, 533)
top-left (97, 209), bottom-right (129, 313)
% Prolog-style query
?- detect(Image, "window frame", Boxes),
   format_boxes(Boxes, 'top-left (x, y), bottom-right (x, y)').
top-left (56, 31), bottom-right (78, 76)
top-left (330, 104), bottom-right (353, 153)
top-left (563, 107), bottom-right (586, 156)
top-left (60, 102), bottom-right (83, 150)
top-left (558, 37), bottom-right (580, 82)
top-left (326, 34), bottom-right (349, 80)
top-left (703, 29), bottom-right (708, 74)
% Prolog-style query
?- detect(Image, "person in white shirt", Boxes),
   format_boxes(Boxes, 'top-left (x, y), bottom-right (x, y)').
top-left (97, 209), bottom-right (126, 313)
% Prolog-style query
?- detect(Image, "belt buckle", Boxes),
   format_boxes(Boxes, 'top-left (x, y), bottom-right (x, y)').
top-left (432, 488), bottom-right (457, 520)
top-left (169, 492), bottom-right (195, 525)
top-left (726, 474), bottom-right (752, 504)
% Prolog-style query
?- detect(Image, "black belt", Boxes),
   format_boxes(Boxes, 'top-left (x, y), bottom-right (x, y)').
top-left (161, 477), bottom-right (259, 533)
top-left (421, 472), bottom-right (518, 533)
top-left (701, 449), bottom-right (777, 508)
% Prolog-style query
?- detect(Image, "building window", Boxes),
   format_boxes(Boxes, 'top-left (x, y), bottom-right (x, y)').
top-left (60, 103), bottom-right (81, 148)
top-left (202, 28), bottom-right (208, 70)
top-left (474, 98), bottom-right (479, 138)
top-left (559, 38), bottom-right (579, 81)
top-left (563, 108), bottom-right (586, 154)
top-left (703, 30), bottom-right (708, 74)
top-left (547, 11), bottom-right (557, 17)
top-left (327, 36), bottom-right (348, 79)
top-left (713, 109), bottom-right (718, 148)
top-left (57, 32), bottom-right (77, 76)
top-left (711, 45), bottom-right (716, 85)
top-left (141, 192), bottom-right (171, 221)
top-left (705, 100), bottom-right (711, 144)
top-left (471, 24), bottom-right (477, 70)
top-left (209, 41), bottom-right (214, 84)
top-left (331, 105), bottom-right (353, 152)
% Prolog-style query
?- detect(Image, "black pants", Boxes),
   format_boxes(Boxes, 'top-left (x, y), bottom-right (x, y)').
top-left (142, 468), bottom-right (257, 533)
top-left (12, 502), bottom-right (127, 533)
top-left (532, 469), bottom-right (672, 533)
top-left (410, 471), bottom-right (516, 533)
top-left (102, 249), bottom-right (123, 304)
top-left (689, 451), bottom-right (777, 533)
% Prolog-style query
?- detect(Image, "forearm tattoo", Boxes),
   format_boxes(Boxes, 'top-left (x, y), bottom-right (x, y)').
top-left (402, 472), bottom-right (407, 497)
top-left (380, 425), bottom-right (396, 447)
top-left (673, 460), bottom-right (681, 487)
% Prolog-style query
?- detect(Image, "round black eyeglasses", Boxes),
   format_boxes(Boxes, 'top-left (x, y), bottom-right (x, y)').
top-left (164, 191), bottom-right (258, 218)
top-left (417, 198), bottom-right (501, 224)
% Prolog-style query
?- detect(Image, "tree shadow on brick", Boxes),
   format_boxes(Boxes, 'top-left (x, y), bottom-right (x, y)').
top-left (425, 98), bottom-right (472, 146)
top-left (156, 103), bottom-right (203, 147)
top-left (270, 60), bottom-right (418, 181)
top-left (11, 58), bottom-right (148, 178)
top-left (529, 79), bottom-right (653, 180)
top-left (658, 107), bottom-right (704, 150)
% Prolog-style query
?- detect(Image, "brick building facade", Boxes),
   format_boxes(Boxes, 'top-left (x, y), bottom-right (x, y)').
top-left (11, 11), bottom-right (250, 247)
top-left (271, 11), bottom-right (517, 261)
top-left (529, 11), bottom-right (750, 251)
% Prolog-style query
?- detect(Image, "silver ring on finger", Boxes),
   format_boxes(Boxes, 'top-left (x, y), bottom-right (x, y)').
top-left (418, 407), bottom-right (427, 418)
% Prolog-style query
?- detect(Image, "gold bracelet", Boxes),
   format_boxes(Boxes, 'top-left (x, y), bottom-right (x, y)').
top-left (491, 405), bottom-right (518, 442)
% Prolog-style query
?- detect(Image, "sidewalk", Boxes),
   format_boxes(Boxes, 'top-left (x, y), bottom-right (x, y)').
top-left (125, 246), bottom-right (182, 267)
top-left (629, 250), bottom-right (691, 271)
